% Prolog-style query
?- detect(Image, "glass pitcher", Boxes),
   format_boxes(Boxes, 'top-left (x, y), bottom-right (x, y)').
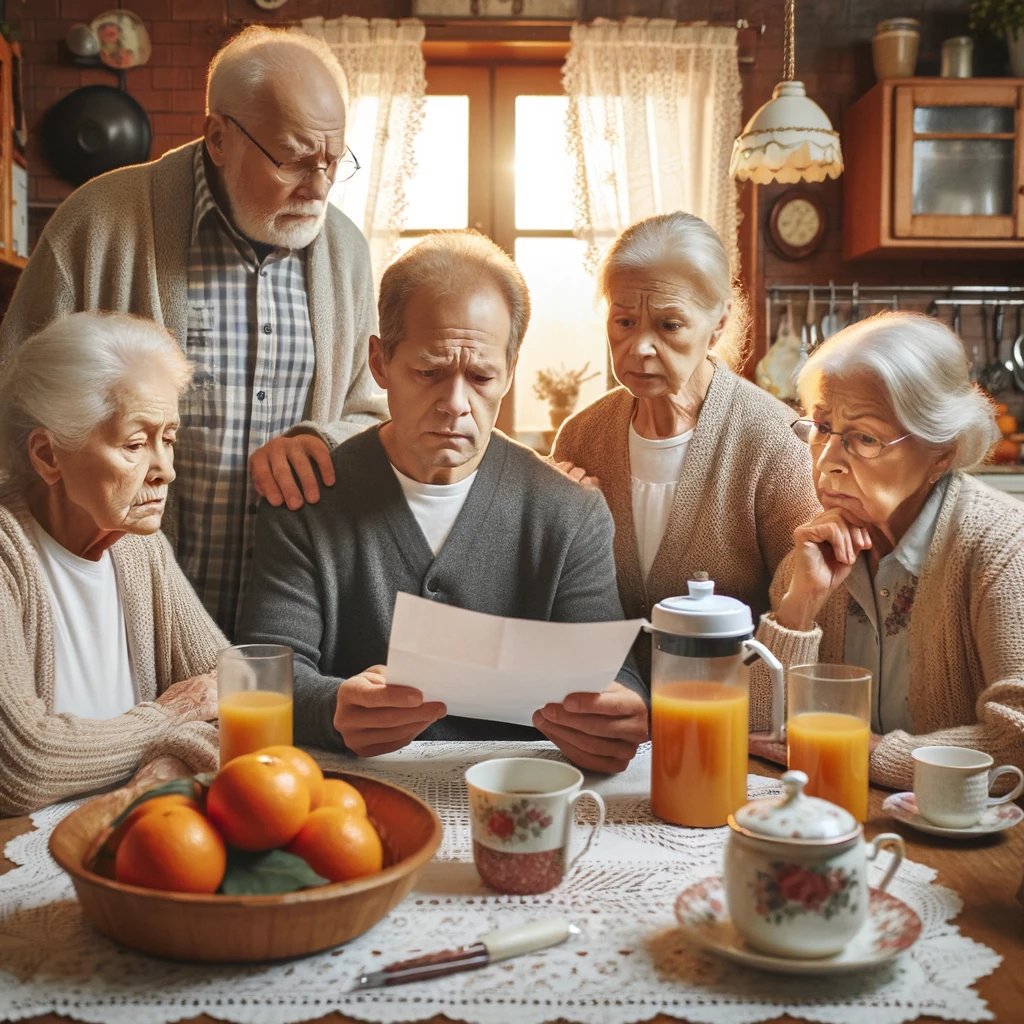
top-left (645, 576), bottom-right (784, 827)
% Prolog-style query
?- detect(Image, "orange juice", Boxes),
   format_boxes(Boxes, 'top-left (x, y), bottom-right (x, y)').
top-left (651, 680), bottom-right (749, 827)
top-left (787, 711), bottom-right (869, 821)
top-left (219, 690), bottom-right (293, 766)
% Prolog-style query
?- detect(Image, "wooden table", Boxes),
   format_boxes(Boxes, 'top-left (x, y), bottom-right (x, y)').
top-left (2, 756), bottom-right (1022, 1024)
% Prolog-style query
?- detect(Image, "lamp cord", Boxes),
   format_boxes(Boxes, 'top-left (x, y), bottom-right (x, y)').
top-left (784, 0), bottom-right (795, 81)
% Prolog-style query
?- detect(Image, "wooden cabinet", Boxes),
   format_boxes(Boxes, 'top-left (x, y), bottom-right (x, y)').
top-left (0, 33), bottom-right (27, 274)
top-left (843, 78), bottom-right (1024, 259)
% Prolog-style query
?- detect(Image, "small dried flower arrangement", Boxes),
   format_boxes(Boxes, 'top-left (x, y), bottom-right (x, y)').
top-left (533, 362), bottom-right (600, 411)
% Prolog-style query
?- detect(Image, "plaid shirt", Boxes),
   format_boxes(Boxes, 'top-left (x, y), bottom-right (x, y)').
top-left (176, 147), bottom-right (315, 635)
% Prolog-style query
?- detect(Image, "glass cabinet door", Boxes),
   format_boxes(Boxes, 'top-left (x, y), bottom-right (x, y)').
top-left (893, 83), bottom-right (1021, 239)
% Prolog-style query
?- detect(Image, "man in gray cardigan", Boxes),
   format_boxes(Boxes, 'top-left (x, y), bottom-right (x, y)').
top-left (0, 27), bottom-right (385, 634)
top-left (239, 231), bottom-right (648, 774)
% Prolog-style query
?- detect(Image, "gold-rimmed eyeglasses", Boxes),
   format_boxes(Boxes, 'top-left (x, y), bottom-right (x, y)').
top-left (223, 113), bottom-right (360, 185)
top-left (790, 418), bottom-right (912, 460)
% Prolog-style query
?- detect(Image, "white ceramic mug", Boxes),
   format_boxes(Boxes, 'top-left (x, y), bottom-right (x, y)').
top-left (465, 757), bottom-right (605, 895)
top-left (912, 745), bottom-right (1024, 829)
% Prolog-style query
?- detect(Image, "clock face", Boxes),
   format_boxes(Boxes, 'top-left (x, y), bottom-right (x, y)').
top-left (769, 190), bottom-right (826, 260)
top-left (778, 199), bottom-right (821, 246)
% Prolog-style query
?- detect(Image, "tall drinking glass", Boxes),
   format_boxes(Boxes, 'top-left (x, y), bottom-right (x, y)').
top-left (786, 663), bottom-right (871, 821)
top-left (217, 644), bottom-right (294, 766)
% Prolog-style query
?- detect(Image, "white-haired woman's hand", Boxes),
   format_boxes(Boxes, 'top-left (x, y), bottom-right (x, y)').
top-left (154, 672), bottom-right (218, 722)
top-left (547, 458), bottom-right (601, 490)
top-left (775, 509), bottom-right (872, 631)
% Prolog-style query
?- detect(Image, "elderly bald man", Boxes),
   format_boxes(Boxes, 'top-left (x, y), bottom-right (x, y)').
top-left (0, 26), bottom-right (385, 635)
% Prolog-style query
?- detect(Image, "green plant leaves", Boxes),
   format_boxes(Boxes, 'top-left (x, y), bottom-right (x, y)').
top-left (220, 849), bottom-right (328, 895)
top-left (107, 777), bottom-right (200, 830)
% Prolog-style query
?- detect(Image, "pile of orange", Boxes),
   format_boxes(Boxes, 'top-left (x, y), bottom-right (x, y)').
top-left (106, 746), bottom-right (384, 895)
top-left (991, 403), bottom-right (1022, 465)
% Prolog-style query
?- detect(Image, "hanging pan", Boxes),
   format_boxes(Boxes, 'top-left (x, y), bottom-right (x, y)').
top-left (40, 84), bottom-right (151, 187)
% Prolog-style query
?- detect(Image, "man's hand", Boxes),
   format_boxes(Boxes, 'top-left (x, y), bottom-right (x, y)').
top-left (249, 434), bottom-right (335, 510)
top-left (533, 683), bottom-right (648, 774)
top-left (548, 458), bottom-right (601, 490)
top-left (334, 665), bottom-right (447, 757)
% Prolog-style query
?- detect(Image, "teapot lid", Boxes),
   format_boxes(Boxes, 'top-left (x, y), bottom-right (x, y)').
top-left (731, 770), bottom-right (859, 841)
top-left (651, 575), bottom-right (753, 639)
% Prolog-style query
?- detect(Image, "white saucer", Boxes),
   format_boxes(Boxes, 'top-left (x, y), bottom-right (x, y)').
top-left (882, 791), bottom-right (1024, 838)
top-left (674, 876), bottom-right (921, 976)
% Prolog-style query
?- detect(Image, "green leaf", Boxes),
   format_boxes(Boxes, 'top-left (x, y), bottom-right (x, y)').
top-left (220, 848), bottom-right (329, 895)
top-left (107, 777), bottom-right (199, 830)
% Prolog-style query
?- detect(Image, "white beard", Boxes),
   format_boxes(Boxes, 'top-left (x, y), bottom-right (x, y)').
top-left (231, 196), bottom-right (327, 250)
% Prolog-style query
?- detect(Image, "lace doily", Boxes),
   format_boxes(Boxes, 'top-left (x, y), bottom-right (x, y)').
top-left (0, 741), bottom-right (1001, 1024)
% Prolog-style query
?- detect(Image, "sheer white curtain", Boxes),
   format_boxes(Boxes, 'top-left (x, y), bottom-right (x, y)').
top-left (563, 17), bottom-right (743, 270)
top-left (300, 16), bottom-right (426, 285)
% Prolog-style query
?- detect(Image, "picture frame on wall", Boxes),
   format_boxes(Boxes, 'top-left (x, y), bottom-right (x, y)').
top-left (412, 0), bottom-right (579, 18)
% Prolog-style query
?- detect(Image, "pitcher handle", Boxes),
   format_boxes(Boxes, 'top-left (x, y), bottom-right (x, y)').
top-left (867, 832), bottom-right (905, 893)
top-left (567, 789), bottom-right (606, 873)
top-left (742, 638), bottom-right (786, 742)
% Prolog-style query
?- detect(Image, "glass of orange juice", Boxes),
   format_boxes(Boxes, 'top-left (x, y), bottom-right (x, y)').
top-left (217, 644), bottom-right (294, 766)
top-left (786, 664), bottom-right (871, 821)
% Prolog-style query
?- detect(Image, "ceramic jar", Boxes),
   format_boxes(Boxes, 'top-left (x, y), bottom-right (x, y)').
top-left (723, 770), bottom-right (905, 958)
top-left (872, 18), bottom-right (920, 80)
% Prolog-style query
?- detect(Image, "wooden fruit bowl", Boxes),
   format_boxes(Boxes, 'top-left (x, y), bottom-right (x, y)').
top-left (49, 771), bottom-right (442, 963)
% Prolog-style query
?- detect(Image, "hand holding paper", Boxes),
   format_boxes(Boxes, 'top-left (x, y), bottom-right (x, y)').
top-left (385, 593), bottom-right (644, 729)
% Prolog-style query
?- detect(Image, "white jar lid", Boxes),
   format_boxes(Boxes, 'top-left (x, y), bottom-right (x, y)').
top-left (651, 576), bottom-right (753, 639)
top-left (731, 770), bottom-right (858, 841)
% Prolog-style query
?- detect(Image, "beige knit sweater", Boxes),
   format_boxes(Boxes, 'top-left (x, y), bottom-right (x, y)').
top-left (553, 358), bottom-right (820, 679)
top-left (750, 472), bottom-right (1024, 791)
top-left (0, 499), bottom-right (227, 815)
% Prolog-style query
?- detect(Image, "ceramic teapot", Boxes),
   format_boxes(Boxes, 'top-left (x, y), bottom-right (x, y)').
top-left (724, 770), bottom-right (904, 958)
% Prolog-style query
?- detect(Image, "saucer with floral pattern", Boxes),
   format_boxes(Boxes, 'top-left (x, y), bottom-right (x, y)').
top-left (882, 791), bottom-right (1023, 838)
top-left (674, 875), bottom-right (921, 975)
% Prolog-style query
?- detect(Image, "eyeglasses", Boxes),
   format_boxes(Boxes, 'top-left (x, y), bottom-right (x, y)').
top-left (790, 418), bottom-right (912, 460)
top-left (222, 113), bottom-right (360, 184)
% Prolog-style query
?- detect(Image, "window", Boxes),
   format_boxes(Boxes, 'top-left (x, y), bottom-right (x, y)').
top-left (397, 64), bottom-right (607, 443)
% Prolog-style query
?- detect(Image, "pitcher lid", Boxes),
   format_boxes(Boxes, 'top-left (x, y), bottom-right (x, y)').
top-left (730, 770), bottom-right (859, 841)
top-left (651, 575), bottom-right (753, 638)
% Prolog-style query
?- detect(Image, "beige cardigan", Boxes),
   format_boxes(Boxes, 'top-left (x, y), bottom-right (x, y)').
top-left (0, 499), bottom-right (227, 815)
top-left (751, 472), bottom-right (1024, 791)
top-left (553, 359), bottom-right (820, 679)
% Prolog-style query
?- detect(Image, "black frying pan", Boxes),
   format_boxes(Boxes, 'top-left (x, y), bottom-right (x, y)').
top-left (41, 84), bottom-right (151, 187)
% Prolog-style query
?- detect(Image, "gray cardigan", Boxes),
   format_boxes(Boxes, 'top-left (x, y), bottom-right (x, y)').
top-left (238, 427), bottom-right (645, 750)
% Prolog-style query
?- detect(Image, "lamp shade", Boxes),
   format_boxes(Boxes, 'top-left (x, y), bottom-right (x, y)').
top-left (730, 81), bottom-right (843, 184)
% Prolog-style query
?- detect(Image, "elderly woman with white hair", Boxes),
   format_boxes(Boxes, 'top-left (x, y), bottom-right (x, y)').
top-left (750, 310), bottom-right (1024, 790)
top-left (553, 211), bottom-right (819, 681)
top-left (0, 312), bottom-right (227, 815)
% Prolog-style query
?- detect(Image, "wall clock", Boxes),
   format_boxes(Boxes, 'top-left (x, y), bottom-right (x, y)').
top-left (767, 189), bottom-right (826, 260)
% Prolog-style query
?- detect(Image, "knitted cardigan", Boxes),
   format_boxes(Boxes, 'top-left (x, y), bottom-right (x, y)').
top-left (0, 499), bottom-right (227, 815)
top-left (553, 358), bottom-right (820, 680)
top-left (750, 472), bottom-right (1024, 791)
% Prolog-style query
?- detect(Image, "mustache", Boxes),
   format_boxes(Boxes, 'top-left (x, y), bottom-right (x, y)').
top-left (279, 201), bottom-right (325, 217)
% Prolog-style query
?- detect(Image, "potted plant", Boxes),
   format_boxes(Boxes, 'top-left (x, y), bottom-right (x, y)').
top-left (969, 0), bottom-right (1024, 75)
top-left (533, 362), bottom-right (600, 431)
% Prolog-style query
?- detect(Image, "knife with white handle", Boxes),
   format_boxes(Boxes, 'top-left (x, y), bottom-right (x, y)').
top-left (353, 918), bottom-right (576, 989)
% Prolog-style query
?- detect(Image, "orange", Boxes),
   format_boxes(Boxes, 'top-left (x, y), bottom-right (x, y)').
top-left (991, 437), bottom-right (1021, 464)
top-left (996, 413), bottom-right (1018, 437)
top-left (286, 807), bottom-right (384, 882)
top-left (256, 745), bottom-right (324, 809)
top-left (105, 793), bottom-right (201, 859)
top-left (114, 805), bottom-right (226, 894)
top-left (318, 778), bottom-right (367, 817)
top-left (205, 752), bottom-right (310, 851)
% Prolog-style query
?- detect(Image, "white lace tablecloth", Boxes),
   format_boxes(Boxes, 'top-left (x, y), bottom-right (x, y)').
top-left (0, 741), bottom-right (1002, 1024)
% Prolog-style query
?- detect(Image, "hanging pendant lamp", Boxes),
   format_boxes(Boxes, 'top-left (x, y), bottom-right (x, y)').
top-left (730, 0), bottom-right (843, 183)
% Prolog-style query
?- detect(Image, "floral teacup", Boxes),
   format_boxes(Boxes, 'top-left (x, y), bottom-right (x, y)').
top-left (465, 758), bottom-right (605, 895)
top-left (724, 770), bottom-right (904, 958)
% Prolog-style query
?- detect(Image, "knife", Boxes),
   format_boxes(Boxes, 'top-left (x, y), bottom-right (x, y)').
top-left (353, 918), bottom-right (577, 990)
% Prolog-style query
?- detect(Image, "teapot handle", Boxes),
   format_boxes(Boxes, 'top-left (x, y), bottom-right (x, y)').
top-left (741, 638), bottom-right (785, 742)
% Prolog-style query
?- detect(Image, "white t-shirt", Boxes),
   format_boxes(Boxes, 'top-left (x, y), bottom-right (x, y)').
top-left (628, 423), bottom-right (693, 578)
top-left (28, 519), bottom-right (136, 719)
top-left (391, 465), bottom-right (479, 557)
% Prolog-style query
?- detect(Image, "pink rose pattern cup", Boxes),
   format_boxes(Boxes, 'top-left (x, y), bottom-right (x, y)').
top-left (465, 757), bottom-right (605, 895)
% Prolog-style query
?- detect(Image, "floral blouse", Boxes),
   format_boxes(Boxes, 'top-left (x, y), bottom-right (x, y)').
top-left (842, 476), bottom-right (949, 734)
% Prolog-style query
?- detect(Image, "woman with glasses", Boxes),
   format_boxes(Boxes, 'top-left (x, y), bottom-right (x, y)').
top-left (553, 212), bottom-right (819, 683)
top-left (750, 310), bottom-right (1024, 790)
